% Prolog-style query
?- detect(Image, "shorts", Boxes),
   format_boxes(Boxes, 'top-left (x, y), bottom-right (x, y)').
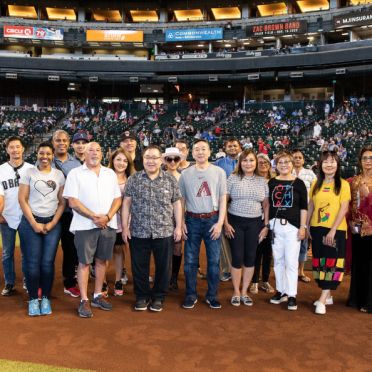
top-left (74, 228), bottom-right (116, 265)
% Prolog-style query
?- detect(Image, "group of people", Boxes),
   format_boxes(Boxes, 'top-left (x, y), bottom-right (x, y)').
top-left (0, 131), bottom-right (371, 317)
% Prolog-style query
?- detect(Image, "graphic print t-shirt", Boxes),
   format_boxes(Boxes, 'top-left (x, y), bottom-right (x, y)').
top-left (20, 167), bottom-right (65, 217)
top-left (179, 164), bottom-right (227, 213)
top-left (309, 179), bottom-right (351, 231)
top-left (268, 178), bottom-right (308, 228)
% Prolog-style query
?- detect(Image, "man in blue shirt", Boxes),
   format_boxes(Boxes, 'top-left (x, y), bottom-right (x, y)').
top-left (214, 138), bottom-right (241, 281)
top-left (214, 138), bottom-right (241, 177)
top-left (52, 129), bottom-right (84, 298)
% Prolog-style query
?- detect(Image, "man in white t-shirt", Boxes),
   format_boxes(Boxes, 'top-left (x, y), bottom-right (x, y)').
top-left (0, 136), bottom-right (33, 296)
top-left (63, 142), bottom-right (122, 318)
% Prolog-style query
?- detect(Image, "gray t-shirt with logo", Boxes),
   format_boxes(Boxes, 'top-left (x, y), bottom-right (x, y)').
top-left (179, 164), bottom-right (227, 213)
top-left (20, 167), bottom-right (65, 217)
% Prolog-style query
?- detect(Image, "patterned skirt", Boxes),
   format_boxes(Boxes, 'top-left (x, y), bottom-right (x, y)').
top-left (310, 226), bottom-right (346, 290)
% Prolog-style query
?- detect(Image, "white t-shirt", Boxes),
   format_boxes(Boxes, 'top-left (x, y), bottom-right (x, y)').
top-left (63, 164), bottom-right (121, 233)
top-left (19, 167), bottom-right (65, 218)
top-left (0, 162), bottom-right (34, 229)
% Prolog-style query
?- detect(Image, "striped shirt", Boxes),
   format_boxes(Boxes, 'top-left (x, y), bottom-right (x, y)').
top-left (227, 174), bottom-right (269, 218)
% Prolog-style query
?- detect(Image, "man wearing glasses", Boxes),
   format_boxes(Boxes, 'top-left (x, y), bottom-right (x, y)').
top-left (0, 136), bottom-right (33, 296)
top-left (122, 145), bottom-right (182, 312)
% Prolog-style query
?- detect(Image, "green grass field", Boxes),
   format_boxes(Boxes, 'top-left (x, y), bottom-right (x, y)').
top-left (0, 359), bottom-right (93, 371)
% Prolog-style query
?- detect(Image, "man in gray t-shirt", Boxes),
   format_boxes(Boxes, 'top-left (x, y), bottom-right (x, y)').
top-left (179, 139), bottom-right (227, 310)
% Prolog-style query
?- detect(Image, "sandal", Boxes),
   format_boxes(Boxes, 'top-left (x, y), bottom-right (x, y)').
top-left (298, 275), bottom-right (311, 283)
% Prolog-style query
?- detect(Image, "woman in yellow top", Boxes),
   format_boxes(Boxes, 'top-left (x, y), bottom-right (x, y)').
top-left (307, 151), bottom-right (351, 315)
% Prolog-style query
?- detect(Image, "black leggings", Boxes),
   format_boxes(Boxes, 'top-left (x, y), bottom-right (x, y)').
top-left (252, 232), bottom-right (272, 283)
top-left (228, 214), bottom-right (262, 269)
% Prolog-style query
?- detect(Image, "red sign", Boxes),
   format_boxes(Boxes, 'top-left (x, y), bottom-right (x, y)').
top-left (3, 25), bottom-right (34, 38)
top-left (247, 21), bottom-right (307, 36)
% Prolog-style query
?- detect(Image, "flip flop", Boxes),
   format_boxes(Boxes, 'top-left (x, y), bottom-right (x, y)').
top-left (298, 275), bottom-right (311, 283)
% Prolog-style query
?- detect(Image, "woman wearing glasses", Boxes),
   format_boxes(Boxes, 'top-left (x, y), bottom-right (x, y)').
top-left (18, 142), bottom-right (66, 316)
top-left (347, 146), bottom-right (372, 313)
top-left (268, 151), bottom-right (308, 311)
top-left (307, 151), bottom-right (350, 315)
top-left (224, 149), bottom-right (269, 306)
top-left (163, 147), bottom-right (184, 290)
top-left (107, 148), bottom-right (135, 296)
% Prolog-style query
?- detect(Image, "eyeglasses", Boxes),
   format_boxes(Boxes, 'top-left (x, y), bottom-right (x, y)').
top-left (362, 156), bottom-right (372, 162)
top-left (144, 156), bottom-right (161, 161)
top-left (277, 160), bottom-right (292, 166)
top-left (165, 157), bottom-right (181, 163)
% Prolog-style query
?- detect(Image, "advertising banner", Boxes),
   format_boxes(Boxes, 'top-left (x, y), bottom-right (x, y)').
top-left (165, 28), bottom-right (223, 42)
top-left (246, 20), bottom-right (307, 36)
top-left (3, 25), bottom-right (64, 40)
top-left (333, 10), bottom-right (372, 28)
top-left (86, 29), bottom-right (144, 42)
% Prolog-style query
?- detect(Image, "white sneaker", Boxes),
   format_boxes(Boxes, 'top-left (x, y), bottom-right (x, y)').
top-left (315, 302), bottom-right (326, 315)
top-left (313, 296), bottom-right (333, 306)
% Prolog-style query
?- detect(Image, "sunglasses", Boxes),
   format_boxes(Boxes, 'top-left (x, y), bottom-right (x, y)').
top-left (361, 156), bottom-right (372, 162)
top-left (165, 157), bottom-right (181, 163)
top-left (15, 170), bottom-right (20, 180)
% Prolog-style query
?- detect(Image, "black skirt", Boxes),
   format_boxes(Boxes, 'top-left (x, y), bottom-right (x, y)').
top-left (311, 226), bottom-right (346, 290)
top-left (347, 234), bottom-right (372, 313)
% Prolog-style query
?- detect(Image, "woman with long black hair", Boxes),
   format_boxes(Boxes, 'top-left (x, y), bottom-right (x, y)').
top-left (307, 151), bottom-right (350, 315)
top-left (347, 145), bottom-right (372, 313)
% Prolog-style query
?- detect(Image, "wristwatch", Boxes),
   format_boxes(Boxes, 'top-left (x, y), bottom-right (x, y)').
top-left (265, 223), bottom-right (270, 228)
top-left (300, 225), bottom-right (308, 229)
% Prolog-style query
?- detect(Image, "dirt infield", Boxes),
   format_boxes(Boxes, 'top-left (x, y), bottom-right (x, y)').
top-left (0, 247), bottom-right (371, 372)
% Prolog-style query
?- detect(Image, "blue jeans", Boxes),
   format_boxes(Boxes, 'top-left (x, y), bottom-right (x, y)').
top-left (18, 216), bottom-right (61, 300)
top-left (299, 238), bottom-right (308, 263)
top-left (0, 222), bottom-right (26, 285)
top-left (184, 214), bottom-right (221, 302)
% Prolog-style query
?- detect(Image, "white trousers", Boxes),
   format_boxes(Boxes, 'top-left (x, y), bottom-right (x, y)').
top-left (270, 219), bottom-right (301, 297)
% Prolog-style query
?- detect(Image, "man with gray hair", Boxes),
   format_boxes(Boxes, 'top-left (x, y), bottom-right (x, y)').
top-left (63, 142), bottom-right (121, 318)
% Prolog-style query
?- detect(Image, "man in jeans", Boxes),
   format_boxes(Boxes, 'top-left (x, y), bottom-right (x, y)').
top-left (179, 139), bottom-right (227, 309)
top-left (51, 129), bottom-right (83, 297)
top-left (0, 136), bottom-right (33, 295)
top-left (63, 142), bottom-right (121, 318)
top-left (122, 145), bottom-right (182, 312)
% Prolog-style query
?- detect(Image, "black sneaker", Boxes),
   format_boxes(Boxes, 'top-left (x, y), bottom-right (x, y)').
top-left (91, 294), bottom-right (112, 311)
top-left (287, 297), bottom-right (298, 311)
top-left (206, 299), bottom-right (222, 309)
top-left (149, 299), bottom-right (163, 312)
top-left (134, 299), bottom-right (149, 311)
top-left (1, 284), bottom-right (15, 296)
top-left (270, 291), bottom-right (288, 304)
top-left (182, 297), bottom-right (198, 309)
top-left (169, 276), bottom-right (178, 291)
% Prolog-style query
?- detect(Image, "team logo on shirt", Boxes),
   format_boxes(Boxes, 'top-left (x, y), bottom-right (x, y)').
top-left (196, 181), bottom-right (211, 197)
top-left (34, 180), bottom-right (57, 197)
top-left (317, 202), bottom-right (330, 223)
top-left (272, 184), bottom-right (293, 208)
top-left (323, 187), bottom-right (331, 192)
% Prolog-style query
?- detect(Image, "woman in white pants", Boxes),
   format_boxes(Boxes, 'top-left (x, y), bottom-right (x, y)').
top-left (268, 151), bottom-right (308, 311)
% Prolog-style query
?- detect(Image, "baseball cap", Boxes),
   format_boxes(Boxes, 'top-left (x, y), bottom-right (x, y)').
top-left (72, 132), bottom-right (89, 143)
top-left (120, 132), bottom-right (137, 142)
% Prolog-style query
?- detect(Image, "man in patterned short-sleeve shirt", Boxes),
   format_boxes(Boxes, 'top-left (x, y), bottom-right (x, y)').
top-left (122, 145), bottom-right (182, 312)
